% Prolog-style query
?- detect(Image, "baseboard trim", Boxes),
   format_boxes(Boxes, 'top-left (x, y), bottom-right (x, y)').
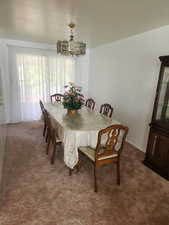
top-left (126, 140), bottom-right (145, 153)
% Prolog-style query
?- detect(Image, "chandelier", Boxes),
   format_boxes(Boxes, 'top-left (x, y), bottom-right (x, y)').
top-left (57, 23), bottom-right (86, 56)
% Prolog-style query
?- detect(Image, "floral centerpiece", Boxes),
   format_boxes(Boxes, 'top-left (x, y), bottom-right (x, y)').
top-left (63, 82), bottom-right (84, 114)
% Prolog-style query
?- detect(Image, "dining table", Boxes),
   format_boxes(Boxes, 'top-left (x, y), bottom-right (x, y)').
top-left (44, 102), bottom-right (120, 169)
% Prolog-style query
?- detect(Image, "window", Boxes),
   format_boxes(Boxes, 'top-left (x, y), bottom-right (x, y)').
top-left (9, 47), bottom-right (75, 122)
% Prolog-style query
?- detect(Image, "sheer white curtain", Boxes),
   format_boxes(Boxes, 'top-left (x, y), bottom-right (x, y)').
top-left (8, 46), bottom-right (75, 122)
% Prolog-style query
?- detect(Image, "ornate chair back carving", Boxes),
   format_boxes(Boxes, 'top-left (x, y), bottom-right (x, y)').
top-left (100, 103), bottom-right (113, 118)
top-left (95, 124), bottom-right (128, 163)
top-left (50, 93), bottom-right (63, 103)
top-left (85, 98), bottom-right (95, 110)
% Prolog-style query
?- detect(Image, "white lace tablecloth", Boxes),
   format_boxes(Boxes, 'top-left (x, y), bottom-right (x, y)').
top-left (44, 103), bottom-right (120, 169)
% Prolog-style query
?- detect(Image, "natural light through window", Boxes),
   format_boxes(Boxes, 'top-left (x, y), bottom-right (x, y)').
top-left (16, 54), bottom-right (75, 104)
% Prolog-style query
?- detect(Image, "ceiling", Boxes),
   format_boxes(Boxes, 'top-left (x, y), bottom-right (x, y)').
top-left (0, 0), bottom-right (169, 48)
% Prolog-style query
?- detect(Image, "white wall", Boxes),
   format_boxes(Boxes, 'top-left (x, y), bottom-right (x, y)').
top-left (76, 49), bottom-right (90, 98)
top-left (88, 25), bottom-right (169, 152)
top-left (0, 66), bottom-right (7, 202)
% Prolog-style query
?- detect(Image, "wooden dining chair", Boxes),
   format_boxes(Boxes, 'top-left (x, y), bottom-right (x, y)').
top-left (45, 109), bottom-right (62, 164)
top-left (100, 103), bottom-right (113, 118)
top-left (39, 100), bottom-right (48, 138)
top-left (77, 124), bottom-right (128, 192)
top-left (50, 93), bottom-right (63, 103)
top-left (85, 98), bottom-right (95, 110)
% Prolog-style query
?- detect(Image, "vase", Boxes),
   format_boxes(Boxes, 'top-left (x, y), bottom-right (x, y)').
top-left (67, 109), bottom-right (78, 115)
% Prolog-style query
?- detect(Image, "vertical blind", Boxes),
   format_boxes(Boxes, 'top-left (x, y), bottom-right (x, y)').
top-left (8, 47), bottom-right (75, 122)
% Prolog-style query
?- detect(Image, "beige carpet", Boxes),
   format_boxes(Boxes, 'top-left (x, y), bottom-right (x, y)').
top-left (0, 121), bottom-right (169, 225)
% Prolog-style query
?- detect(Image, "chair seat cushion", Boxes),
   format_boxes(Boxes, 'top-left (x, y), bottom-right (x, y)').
top-left (79, 146), bottom-right (118, 161)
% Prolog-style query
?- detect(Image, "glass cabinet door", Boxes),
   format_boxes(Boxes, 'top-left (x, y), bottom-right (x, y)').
top-left (154, 66), bottom-right (169, 126)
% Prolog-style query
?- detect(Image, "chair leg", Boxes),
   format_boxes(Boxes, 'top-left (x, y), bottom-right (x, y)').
top-left (51, 143), bottom-right (56, 164)
top-left (45, 128), bottom-right (49, 143)
top-left (69, 168), bottom-right (72, 176)
top-left (76, 160), bottom-right (81, 173)
top-left (94, 164), bottom-right (98, 192)
top-left (116, 161), bottom-right (120, 185)
top-left (43, 123), bottom-right (46, 137)
top-left (68, 161), bottom-right (80, 176)
top-left (46, 136), bottom-right (51, 155)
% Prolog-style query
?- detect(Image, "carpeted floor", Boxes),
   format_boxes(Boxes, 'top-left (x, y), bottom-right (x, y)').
top-left (0, 121), bottom-right (169, 225)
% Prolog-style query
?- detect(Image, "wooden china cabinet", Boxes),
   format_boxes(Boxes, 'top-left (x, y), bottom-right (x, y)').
top-left (143, 56), bottom-right (169, 180)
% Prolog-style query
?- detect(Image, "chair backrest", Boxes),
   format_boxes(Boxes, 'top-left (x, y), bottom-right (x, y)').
top-left (85, 98), bottom-right (95, 110)
top-left (39, 100), bottom-right (44, 111)
top-left (39, 100), bottom-right (46, 120)
top-left (95, 124), bottom-right (128, 161)
top-left (44, 109), bottom-right (52, 133)
top-left (50, 93), bottom-right (63, 103)
top-left (99, 103), bottom-right (113, 118)
top-left (44, 109), bottom-right (57, 143)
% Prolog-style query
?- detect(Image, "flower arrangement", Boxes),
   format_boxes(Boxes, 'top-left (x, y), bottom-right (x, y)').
top-left (63, 82), bottom-right (84, 110)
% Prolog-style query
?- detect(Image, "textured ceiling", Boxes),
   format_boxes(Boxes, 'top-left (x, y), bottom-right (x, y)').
top-left (0, 0), bottom-right (169, 47)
